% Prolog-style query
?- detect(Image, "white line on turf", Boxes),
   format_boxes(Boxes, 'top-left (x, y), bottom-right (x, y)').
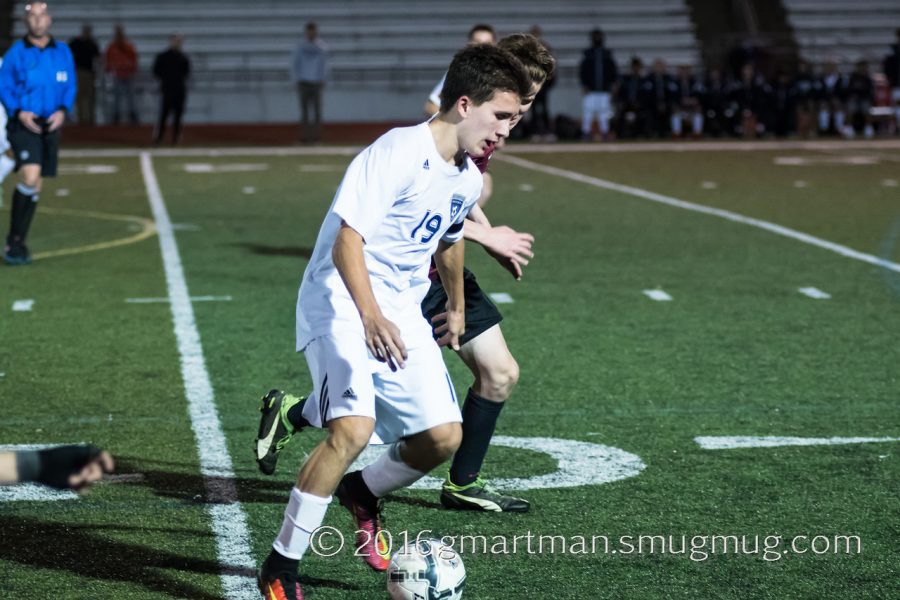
top-left (489, 292), bottom-right (514, 303)
top-left (643, 289), bottom-right (673, 301)
top-left (798, 287), bottom-right (831, 299)
top-left (125, 295), bottom-right (233, 304)
top-left (695, 436), bottom-right (900, 450)
top-left (496, 154), bottom-right (900, 275)
top-left (12, 299), bottom-right (34, 312)
top-left (140, 152), bottom-right (256, 599)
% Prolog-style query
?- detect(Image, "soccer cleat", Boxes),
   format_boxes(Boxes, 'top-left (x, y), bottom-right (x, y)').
top-left (335, 472), bottom-right (391, 571)
top-left (255, 390), bottom-right (307, 475)
top-left (257, 566), bottom-right (303, 600)
top-left (440, 476), bottom-right (530, 513)
top-left (3, 243), bottom-right (31, 266)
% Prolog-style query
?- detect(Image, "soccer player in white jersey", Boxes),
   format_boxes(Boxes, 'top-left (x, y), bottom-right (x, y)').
top-left (255, 35), bottom-right (555, 516)
top-left (257, 44), bottom-right (530, 600)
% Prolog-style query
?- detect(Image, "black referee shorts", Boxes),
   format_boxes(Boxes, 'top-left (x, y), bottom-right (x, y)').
top-left (421, 267), bottom-right (503, 347)
top-left (8, 118), bottom-right (60, 177)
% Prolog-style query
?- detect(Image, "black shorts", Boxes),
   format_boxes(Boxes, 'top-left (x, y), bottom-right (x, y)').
top-left (421, 267), bottom-right (503, 347)
top-left (8, 118), bottom-right (60, 177)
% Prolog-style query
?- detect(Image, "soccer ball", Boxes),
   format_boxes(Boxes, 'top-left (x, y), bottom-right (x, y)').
top-left (387, 538), bottom-right (466, 600)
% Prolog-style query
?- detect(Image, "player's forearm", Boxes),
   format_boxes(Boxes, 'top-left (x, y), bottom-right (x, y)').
top-left (332, 225), bottom-right (382, 321)
top-left (434, 240), bottom-right (465, 312)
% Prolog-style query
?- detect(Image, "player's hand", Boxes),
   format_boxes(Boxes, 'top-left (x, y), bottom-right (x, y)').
top-left (18, 111), bottom-right (42, 134)
top-left (35, 444), bottom-right (115, 491)
top-left (483, 225), bottom-right (535, 280)
top-left (432, 309), bottom-right (465, 351)
top-left (362, 313), bottom-right (407, 371)
top-left (47, 109), bottom-right (66, 132)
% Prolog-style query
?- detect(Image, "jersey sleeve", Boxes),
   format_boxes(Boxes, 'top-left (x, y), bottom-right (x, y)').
top-left (0, 45), bottom-right (22, 115)
top-left (331, 139), bottom-right (411, 243)
top-left (60, 44), bottom-right (77, 111)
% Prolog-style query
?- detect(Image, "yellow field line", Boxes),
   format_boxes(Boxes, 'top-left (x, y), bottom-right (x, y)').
top-left (32, 207), bottom-right (158, 260)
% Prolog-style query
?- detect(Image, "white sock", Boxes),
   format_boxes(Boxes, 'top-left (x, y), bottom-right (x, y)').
top-left (361, 443), bottom-right (426, 498)
top-left (272, 487), bottom-right (332, 560)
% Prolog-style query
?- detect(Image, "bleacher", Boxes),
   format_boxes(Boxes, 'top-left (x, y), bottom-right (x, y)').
top-left (783, 0), bottom-right (900, 70)
top-left (11, 0), bottom-right (699, 123)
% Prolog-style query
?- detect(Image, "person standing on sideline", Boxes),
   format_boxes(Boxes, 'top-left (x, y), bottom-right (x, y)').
top-left (579, 28), bottom-right (618, 141)
top-left (0, 2), bottom-right (75, 266)
top-left (526, 25), bottom-right (556, 141)
top-left (292, 22), bottom-right (328, 144)
top-left (68, 24), bottom-right (100, 125)
top-left (104, 24), bottom-right (138, 124)
top-left (152, 34), bottom-right (190, 145)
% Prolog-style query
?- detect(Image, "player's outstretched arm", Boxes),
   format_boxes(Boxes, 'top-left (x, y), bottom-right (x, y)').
top-left (464, 211), bottom-right (535, 280)
top-left (333, 222), bottom-right (407, 370)
top-left (0, 445), bottom-right (114, 490)
top-left (433, 239), bottom-right (466, 351)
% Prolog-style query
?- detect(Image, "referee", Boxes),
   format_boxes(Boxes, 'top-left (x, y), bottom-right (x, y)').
top-left (0, 2), bottom-right (75, 266)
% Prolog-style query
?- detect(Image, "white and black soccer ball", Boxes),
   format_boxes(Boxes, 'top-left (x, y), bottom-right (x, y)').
top-left (387, 538), bottom-right (466, 600)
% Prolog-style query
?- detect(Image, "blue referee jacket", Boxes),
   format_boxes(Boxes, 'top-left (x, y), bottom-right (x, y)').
top-left (0, 37), bottom-right (76, 119)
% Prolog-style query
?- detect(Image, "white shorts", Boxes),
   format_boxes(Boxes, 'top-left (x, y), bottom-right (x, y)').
top-left (300, 332), bottom-right (461, 445)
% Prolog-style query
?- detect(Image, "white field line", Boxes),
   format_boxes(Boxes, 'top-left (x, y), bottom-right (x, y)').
top-left (643, 289), bottom-right (673, 301)
top-left (60, 139), bottom-right (900, 159)
top-left (798, 287), bottom-right (831, 299)
top-left (497, 154), bottom-right (900, 275)
top-left (696, 436), bottom-right (900, 450)
top-left (140, 153), bottom-right (256, 599)
top-left (125, 295), bottom-right (233, 304)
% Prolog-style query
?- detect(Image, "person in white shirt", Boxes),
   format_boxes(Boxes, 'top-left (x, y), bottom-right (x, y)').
top-left (256, 43), bottom-right (530, 599)
top-left (292, 21), bottom-right (328, 143)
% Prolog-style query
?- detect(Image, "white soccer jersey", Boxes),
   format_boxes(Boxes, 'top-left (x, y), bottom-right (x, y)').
top-left (297, 122), bottom-right (482, 350)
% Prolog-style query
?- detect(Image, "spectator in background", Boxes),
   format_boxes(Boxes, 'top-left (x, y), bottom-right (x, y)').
top-left (671, 64), bottom-right (704, 138)
top-left (68, 24), bottom-right (100, 125)
top-left (700, 66), bottom-right (729, 137)
top-left (845, 60), bottom-right (874, 138)
top-left (579, 28), bottom-right (618, 141)
top-left (614, 56), bottom-right (645, 139)
top-left (152, 34), bottom-right (190, 145)
top-left (729, 63), bottom-right (772, 138)
top-left (792, 60), bottom-right (821, 138)
top-left (105, 24), bottom-right (139, 124)
top-left (642, 58), bottom-right (677, 138)
top-left (527, 25), bottom-right (556, 141)
top-left (818, 59), bottom-right (846, 135)
top-left (771, 69), bottom-right (795, 137)
top-left (882, 28), bottom-right (900, 129)
top-left (292, 21), bottom-right (328, 144)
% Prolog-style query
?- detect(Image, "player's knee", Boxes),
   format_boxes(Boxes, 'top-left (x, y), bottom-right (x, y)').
top-left (481, 355), bottom-right (519, 400)
top-left (20, 172), bottom-right (40, 190)
top-left (326, 419), bottom-right (374, 459)
top-left (424, 423), bottom-right (462, 462)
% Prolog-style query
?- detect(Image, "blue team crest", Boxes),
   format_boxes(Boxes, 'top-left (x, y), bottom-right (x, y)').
top-left (450, 195), bottom-right (465, 220)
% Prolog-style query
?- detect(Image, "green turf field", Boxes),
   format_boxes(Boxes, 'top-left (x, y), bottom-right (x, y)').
top-left (1, 142), bottom-right (898, 599)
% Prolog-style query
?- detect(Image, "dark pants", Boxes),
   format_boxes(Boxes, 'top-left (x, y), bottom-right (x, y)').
top-left (298, 81), bottom-right (323, 142)
top-left (75, 70), bottom-right (96, 125)
top-left (154, 89), bottom-right (186, 144)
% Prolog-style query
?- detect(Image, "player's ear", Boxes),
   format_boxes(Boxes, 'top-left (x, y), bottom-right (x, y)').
top-left (456, 95), bottom-right (473, 119)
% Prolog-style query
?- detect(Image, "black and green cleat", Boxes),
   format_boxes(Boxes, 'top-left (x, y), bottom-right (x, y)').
top-left (440, 476), bottom-right (530, 513)
top-left (254, 389), bottom-right (306, 475)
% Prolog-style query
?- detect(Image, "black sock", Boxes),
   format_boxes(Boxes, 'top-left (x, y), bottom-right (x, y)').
top-left (285, 396), bottom-right (309, 430)
top-left (342, 469), bottom-right (378, 505)
top-left (264, 548), bottom-right (299, 575)
top-left (449, 389), bottom-right (505, 486)
top-left (19, 192), bottom-right (38, 243)
top-left (7, 188), bottom-right (30, 246)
